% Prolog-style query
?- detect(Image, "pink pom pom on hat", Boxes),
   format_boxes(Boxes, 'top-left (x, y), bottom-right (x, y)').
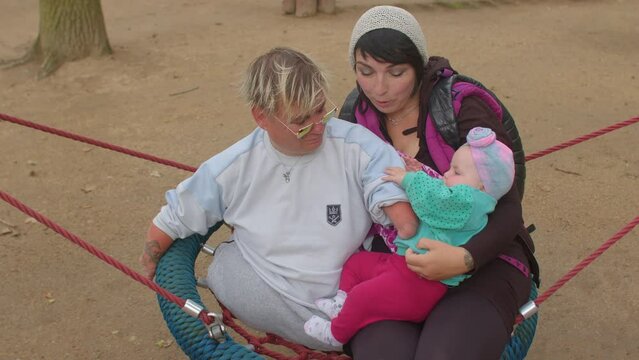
top-left (466, 127), bottom-right (515, 200)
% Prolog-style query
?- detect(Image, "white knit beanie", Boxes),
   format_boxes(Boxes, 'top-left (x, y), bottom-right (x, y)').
top-left (348, 6), bottom-right (428, 67)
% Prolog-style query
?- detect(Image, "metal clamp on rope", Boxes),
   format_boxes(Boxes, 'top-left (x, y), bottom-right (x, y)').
top-left (183, 299), bottom-right (205, 318)
top-left (205, 312), bottom-right (226, 343)
top-left (201, 244), bottom-right (216, 256)
top-left (518, 300), bottom-right (539, 319)
top-left (183, 300), bottom-right (227, 343)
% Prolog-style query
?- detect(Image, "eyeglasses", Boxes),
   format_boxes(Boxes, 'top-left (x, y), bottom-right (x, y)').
top-left (274, 101), bottom-right (338, 139)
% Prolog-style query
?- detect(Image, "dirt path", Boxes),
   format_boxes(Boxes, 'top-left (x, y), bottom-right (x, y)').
top-left (1, 0), bottom-right (638, 359)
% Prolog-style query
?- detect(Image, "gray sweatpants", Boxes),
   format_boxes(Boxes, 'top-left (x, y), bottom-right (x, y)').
top-left (206, 241), bottom-right (341, 352)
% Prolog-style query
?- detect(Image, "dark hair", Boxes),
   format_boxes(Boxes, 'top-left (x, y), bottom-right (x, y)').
top-left (354, 28), bottom-right (425, 94)
top-left (354, 29), bottom-right (426, 143)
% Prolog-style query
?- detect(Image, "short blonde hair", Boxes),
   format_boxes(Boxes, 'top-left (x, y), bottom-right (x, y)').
top-left (241, 47), bottom-right (328, 124)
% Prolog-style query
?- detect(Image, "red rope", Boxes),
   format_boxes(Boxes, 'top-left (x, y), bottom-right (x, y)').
top-left (525, 116), bottom-right (639, 161)
top-left (0, 112), bottom-right (197, 173)
top-left (0, 189), bottom-right (213, 326)
top-left (2, 112), bottom-right (637, 172)
top-left (534, 215), bottom-right (639, 306)
top-left (514, 215), bottom-right (639, 324)
top-left (2, 111), bottom-right (638, 355)
top-left (220, 305), bottom-right (349, 360)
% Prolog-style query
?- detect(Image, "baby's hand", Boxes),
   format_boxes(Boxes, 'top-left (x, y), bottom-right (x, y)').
top-left (383, 167), bottom-right (407, 185)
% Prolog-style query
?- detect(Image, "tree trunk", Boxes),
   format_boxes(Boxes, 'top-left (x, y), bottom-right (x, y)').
top-left (6, 0), bottom-right (113, 78)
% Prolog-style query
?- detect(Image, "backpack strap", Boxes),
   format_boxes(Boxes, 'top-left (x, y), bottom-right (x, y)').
top-left (339, 88), bottom-right (359, 123)
top-left (339, 87), bottom-right (386, 141)
top-left (428, 74), bottom-right (460, 148)
top-left (425, 110), bottom-right (456, 175)
top-left (430, 74), bottom-right (527, 199)
top-left (455, 75), bottom-right (527, 198)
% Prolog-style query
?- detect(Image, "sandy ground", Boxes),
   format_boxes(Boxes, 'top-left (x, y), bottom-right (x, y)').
top-left (1, 0), bottom-right (638, 359)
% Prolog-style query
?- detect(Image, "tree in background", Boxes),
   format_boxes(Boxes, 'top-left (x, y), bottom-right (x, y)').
top-left (1, 0), bottom-right (112, 78)
top-left (282, 0), bottom-right (335, 17)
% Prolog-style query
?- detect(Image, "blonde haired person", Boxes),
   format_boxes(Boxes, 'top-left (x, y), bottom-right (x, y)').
top-left (139, 47), bottom-right (417, 350)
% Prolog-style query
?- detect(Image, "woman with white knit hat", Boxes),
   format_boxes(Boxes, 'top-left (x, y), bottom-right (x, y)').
top-left (338, 5), bottom-right (539, 359)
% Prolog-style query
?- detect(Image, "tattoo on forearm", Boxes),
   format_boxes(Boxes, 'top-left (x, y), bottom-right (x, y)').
top-left (144, 241), bottom-right (161, 263)
top-left (463, 251), bottom-right (475, 271)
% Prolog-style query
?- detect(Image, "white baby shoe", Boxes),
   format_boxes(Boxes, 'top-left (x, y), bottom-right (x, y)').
top-left (304, 315), bottom-right (343, 347)
top-left (314, 289), bottom-right (347, 319)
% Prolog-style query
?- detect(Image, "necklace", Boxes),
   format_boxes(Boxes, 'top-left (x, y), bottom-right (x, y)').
top-left (387, 103), bottom-right (419, 127)
top-left (273, 150), bottom-right (302, 183)
top-left (282, 167), bottom-right (295, 183)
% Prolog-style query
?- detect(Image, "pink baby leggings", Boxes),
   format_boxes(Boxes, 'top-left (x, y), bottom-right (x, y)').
top-left (331, 251), bottom-right (447, 344)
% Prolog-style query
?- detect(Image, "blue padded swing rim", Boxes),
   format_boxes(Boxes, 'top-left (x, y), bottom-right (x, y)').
top-left (502, 284), bottom-right (539, 359)
top-left (155, 221), bottom-right (264, 359)
top-left (156, 223), bottom-right (538, 359)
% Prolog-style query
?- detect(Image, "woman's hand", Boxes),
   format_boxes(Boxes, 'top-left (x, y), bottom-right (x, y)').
top-left (405, 238), bottom-right (475, 281)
